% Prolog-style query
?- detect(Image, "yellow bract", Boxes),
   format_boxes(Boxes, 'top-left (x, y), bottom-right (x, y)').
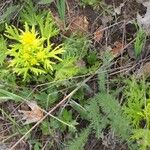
top-left (20, 31), bottom-right (37, 44)
top-left (20, 31), bottom-right (41, 47)
top-left (36, 51), bottom-right (46, 60)
top-left (19, 24), bottom-right (40, 48)
top-left (30, 58), bottom-right (37, 65)
top-left (22, 52), bottom-right (30, 60)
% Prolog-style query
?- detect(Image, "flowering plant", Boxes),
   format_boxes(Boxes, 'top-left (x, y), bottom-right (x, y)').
top-left (5, 14), bottom-right (64, 80)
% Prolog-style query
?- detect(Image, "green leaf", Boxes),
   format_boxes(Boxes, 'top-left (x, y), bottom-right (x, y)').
top-left (87, 51), bottom-right (97, 66)
top-left (5, 24), bottom-right (20, 41)
top-left (0, 89), bottom-right (23, 102)
top-left (97, 92), bottom-right (130, 139)
top-left (34, 86), bottom-right (58, 109)
top-left (59, 109), bottom-right (77, 132)
top-left (86, 96), bottom-right (108, 138)
top-left (131, 129), bottom-right (150, 150)
top-left (56, 0), bottom-right (66, 24)
top-left (66, 126), bottom-right (90, 150)
top-left (55, 57), bottom-right (80, 80)
top-left (123, 78), bottom-right (147, 128)
top-left (134, 26), bottom-right (146, 58)
top-left (0, 36), bottom-right (7, 66)
top-left (40, 120), bottom-right (52, 135)
top-left (30, 67), bottom-right (46, 75)
top-left (37, 12), bottom-right (59, 39)
top-left (63, 35), bottom-right (89, 59)
top-left (20, 1), bottom-right (39, 25)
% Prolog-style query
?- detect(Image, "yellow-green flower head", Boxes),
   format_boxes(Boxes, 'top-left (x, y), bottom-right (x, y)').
top-left (19, 23), bottom-right (41, 48)
top-left (20, 31), bottom-right (37, 45)
top-left (5, 21), bottom-right (65, 80)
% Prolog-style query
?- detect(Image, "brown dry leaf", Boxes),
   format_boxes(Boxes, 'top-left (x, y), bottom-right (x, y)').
top-left (111, 41), bottom-right (124, 57)
top-left (18, 101), bottom-right (43, 125)
top-left (93, 27), bottom-right (104, 42)
top-left (68, 15), bottom-right (89, 33)
top-left (137, 62), bottom-right (150, 78)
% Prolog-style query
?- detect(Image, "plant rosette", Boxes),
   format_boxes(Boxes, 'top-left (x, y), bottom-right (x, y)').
top-left (5, 22), bottom-right (64, 80)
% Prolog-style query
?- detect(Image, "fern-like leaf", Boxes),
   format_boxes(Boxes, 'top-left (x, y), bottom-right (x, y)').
top-left (5, 24), bottom-right (20, 41)
top-left (131, 129), bottom-right (150, 150)
top-left (48, 44), bottom-right (64, 61)
top-left (66, 126), bottom-right (90, 150)
top-left (63, 35), bottom-right (89, 59)
top-left (0, 36), bottom-right (7, 66)
top-left (20, 1), bottom-right (40, 25)
top-left (97, 92), bottom-right (131, 139)
top-left (37, 12), bottom-right (59, 40)
top-left (123, 78), bottom-right (147, 127)
top-left (54, 57), bottom-right (80, 80)
top-left (86, 96), bottom-right (108, 138)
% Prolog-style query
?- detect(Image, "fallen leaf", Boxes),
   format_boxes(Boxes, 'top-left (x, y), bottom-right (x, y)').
top-left (18, 101), bottom-right (43, 125)
top-left (136, 61), bottom-right (150, 78)
top-left (68, 15), bottom-right (89, 33)
top-left (111, 41), bottom-right (124, 57)
top-left (93, 27), bottom-right (104, 42)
